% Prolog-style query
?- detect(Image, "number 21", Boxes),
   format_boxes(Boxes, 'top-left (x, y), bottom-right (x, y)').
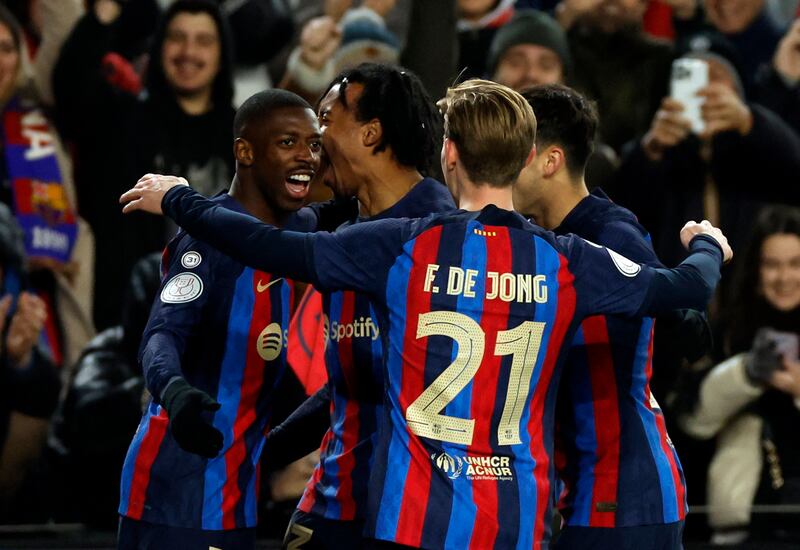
top-left (405, 311), bottom-right (545, 446)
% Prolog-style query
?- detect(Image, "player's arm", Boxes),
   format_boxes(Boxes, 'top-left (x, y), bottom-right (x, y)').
top-left (120, 177), bottom-right (408, 295)
top-left (140, 238), bottom-right (223, 458)
top-left (567, 221), bottom-right (731, 319)
top-left (263, 384), bottom-right (331, 471)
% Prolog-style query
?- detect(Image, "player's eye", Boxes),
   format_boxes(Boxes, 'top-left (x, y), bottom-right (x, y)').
top-left (281, 138), bottom-right (295, 147)
top-left (309, 140), bottom-right (322, 152)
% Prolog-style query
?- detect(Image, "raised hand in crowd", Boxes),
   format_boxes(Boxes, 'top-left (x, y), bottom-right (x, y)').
top-left (660, 0), bottom-right (697, 20)
top-left (1, 292), bottom-right (47, 368)
top-left (774, 19), bottom-right (800, 85)
top-left (299, 16), bottom-right (343, 71)
top-left (325, 0), bottom-right (353, 21)
top-left (363, 0), bottom-right (398, 17)
top-left (94, 0), bottom-right (122, 25)
top-left (554, 0), bottom-right (604, 30)
top-left (698, 82), bottom-right (753, 138)
top-left (641, 97), bottom-right (693, 161)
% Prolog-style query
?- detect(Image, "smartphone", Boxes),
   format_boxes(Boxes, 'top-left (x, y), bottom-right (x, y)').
top-left (670, 58), bottom-right (709, 134)
top-left (771, 330), bottom-right (800, 362)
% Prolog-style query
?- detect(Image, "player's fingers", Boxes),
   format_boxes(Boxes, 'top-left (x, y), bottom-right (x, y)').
top-left (122, 198), bottom-right (145, 214)
top-left (119, 188), bottom-right (143, 204)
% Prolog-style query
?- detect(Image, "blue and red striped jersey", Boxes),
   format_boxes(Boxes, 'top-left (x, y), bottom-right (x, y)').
top-left (554, 190), bottom-right (687, 528)
top-left (158, 186), bottom-right (723, 547)
top-left (297, 178), bottom-right (455, 521)
top-left (119, 194), bottom-right (295, 530)
top-left (303, 206), bottom-right (686, 548)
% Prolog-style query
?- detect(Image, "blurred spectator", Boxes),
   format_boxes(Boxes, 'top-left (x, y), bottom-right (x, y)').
top-left (675, 0), bottom-right (787, 93)
top-left (0, 204), bottom-right (60, 522)
top-left (556, 0), bottom-right (674, 151)
top-left (0, 4), bottom-right (94, 372)
top-left (54, 0), bottom-right (236, 330)
top-left (488, 9), bottom-right (572, 89)
top-left (457, 0), bottom-right (515, 78)
top-left (3, 0), bottom-right (84, 107)
top-left (681, 205), bottom-right (800, 545)
top-left (47, 253), bottom-right (159, 529)
top-left (488, 10), bottom-right (618, 187)
top-left (611, 51), bottom-right (800, 271)
top-left (755, 18), bottom-right (800, 134)
top-left (280, 4), bottom-right (401, 102)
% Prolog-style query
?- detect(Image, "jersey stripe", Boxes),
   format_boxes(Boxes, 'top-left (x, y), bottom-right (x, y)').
top-left (203, 268), bottom-right (257, 529)
top-left (381, 226), bottom-right (442, 545)
top-left (334, 291), bottom-right (359, 520)
top-left (124, 406), bottom-right (169, 520)
top-left (583, 316), bottom-right (621, 527)
top-left (221, 271), bottom-right (274, 528)
top-left (527, 238), bottom-right (576, 546)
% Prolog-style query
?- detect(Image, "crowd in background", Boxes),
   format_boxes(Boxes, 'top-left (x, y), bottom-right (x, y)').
top-left (0, 0), bottom-right (798, 545)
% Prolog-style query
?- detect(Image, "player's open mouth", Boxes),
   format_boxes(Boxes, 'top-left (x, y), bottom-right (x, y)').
top-left (285, 172), bottom-right (313, 199)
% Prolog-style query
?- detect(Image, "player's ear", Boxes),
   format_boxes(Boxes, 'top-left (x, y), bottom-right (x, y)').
top-left (362, 119), bottom-right (382, 148)
top-left (542, 145), bottom-right (564, 177)
top-left (443, 138), bottom-right (459, 172)
top-left (234, 138), bottom-right (254, 167)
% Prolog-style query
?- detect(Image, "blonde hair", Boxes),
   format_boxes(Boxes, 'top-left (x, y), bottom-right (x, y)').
top-left (438, 79), bottom-right (536, 187)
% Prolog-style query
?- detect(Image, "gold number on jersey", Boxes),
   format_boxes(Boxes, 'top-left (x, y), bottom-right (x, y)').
top-left (405, 312), bottom-right (546, 446)
top-left (495, 321), bottom-right (546, 445)
top-left (406, 311), bottom-right (484, 445)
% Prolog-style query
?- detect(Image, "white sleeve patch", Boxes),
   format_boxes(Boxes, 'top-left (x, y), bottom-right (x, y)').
top-left (607, 248), bottom-right (641, 277)
top-left (161, 272), bottom-right (204, 303)
top-left (181, 251), bottom-right (202, 269)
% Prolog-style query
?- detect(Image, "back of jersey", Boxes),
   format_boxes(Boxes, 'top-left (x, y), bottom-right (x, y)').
top-left (368, 216), bottom-right (579, 550)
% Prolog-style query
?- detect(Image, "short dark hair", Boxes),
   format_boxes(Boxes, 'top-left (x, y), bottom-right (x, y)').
top-left (520, 84), bottom-right (598, 177)
top-left (321, 63), bottom-right (442, 177)
top-left (234, 90), bottom-right (312, 139)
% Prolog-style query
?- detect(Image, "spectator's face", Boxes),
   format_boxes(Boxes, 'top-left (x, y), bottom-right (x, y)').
top-left (704, 0), bottom-right (764, 34)
top-left (0, 22), bottom-right (19, 102)
top-left (161, 12), bottom-right (221, 98)
top-left (584, 0), bottom-right (648, 34)
top-left (493, 45), bottom-right (564, 91)
top-left (760, 233), bottom-right (800, 312)
top-left (317, 83), bottom-right (366, 197)
top-left (458, 0), bottom-right (499, 21)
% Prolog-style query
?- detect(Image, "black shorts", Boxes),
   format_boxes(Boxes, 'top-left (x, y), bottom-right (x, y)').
top-left (282, 509), bottom-right (365, 549)
top-left (553, 520), bottom-right (684, 550)
top-left (118, 516), bottom-right (256, 550)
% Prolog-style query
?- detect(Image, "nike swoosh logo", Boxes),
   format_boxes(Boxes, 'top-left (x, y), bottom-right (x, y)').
top-left (257, 278), bottom-right (283, 293)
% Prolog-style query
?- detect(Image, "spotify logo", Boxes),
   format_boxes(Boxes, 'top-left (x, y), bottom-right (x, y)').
top-left (257, 323), bottom-right (283, 361)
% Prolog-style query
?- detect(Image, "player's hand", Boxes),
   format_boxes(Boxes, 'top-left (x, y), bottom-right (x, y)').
top-left (162, 377), bottom-right (224, 458)
top-left (774, 20), bottom-right (800, 84)
top-left (120, 174), bottom-right (189, 215)
top-left (770, 358), bottom-right (800, 398)
top-left (698, 83), bottom-right (752, 138)
top-left (299, 16), bottom-right (342, 71)
top-left (324, 0), bottom-right (353, 21)
top-left (641, 97), bottom-right (692, 161)
top-left (680, 220), bottom-right (733, 264)
top-left (5, 292), bottom-right (47, 368)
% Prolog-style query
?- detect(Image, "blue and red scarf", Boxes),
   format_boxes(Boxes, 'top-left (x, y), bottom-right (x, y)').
top-left (3, 97), bottom-right (76, 264)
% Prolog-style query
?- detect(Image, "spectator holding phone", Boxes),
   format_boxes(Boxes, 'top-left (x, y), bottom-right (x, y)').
top-left (612, 50), bottom-right (800, 270)
top-left (681, 205), bottom-right (800, 545)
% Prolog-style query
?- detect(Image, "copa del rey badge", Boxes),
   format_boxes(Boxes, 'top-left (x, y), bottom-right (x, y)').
top-left (161, 272), bottom-right (203, 304)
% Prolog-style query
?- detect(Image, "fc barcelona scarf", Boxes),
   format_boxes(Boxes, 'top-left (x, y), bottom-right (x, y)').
top-left (2, 97), bottom-right (77, 264)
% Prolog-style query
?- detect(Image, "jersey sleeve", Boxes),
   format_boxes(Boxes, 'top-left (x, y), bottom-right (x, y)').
top-left (561, 233), bottom-right (723, 320)
top-left (306, 217), bottom-right (413, 296)
top-left (139, 235), bottom-right (216, 402)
